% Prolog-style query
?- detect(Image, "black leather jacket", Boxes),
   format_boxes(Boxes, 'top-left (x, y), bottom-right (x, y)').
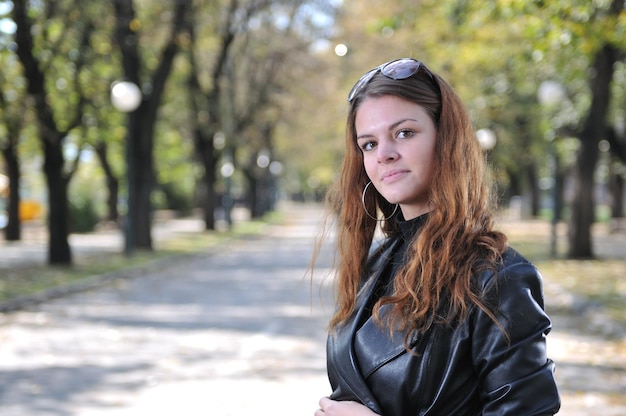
top-left (327, 238), bottom-right (561, 415)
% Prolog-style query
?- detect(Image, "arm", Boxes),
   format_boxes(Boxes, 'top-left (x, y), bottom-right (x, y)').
top-left (315, 397), bottom-right (379, 416)
top-left (473, 261), bottom-right (561, 415)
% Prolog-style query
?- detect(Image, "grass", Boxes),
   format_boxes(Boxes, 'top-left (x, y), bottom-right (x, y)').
top-left (498, 217), bottom-right (626, 326)
top-left (2, 209), bottom-right (624, 326)
top-left (0, 212), bottom-right (283, 304)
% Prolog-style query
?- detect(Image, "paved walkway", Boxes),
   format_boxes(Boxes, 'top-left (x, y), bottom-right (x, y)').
top-left (0, 204), bottom-right (334, 415)
top-left (0, 203), bottom-right (624, 415)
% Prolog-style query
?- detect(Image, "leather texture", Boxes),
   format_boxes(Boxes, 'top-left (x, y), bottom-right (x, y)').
top-left (327, 240), bottom-right (561, 415)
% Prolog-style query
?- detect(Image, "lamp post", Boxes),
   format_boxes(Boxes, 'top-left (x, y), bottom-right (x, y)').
top-left (538, 80), bottom-right (565, 257)
top-left (111, 80), bottom-right (142, 255)
top-left (268, 160), bottom-right (283, 211)
top-left (215, 131), bottom-right (235, 230)
top-left (476, 128), bottom-right (497, 151)
top-left (220, 157), bottom-right (234, 229)
top-left (255, 149), bottom-right (273, 216)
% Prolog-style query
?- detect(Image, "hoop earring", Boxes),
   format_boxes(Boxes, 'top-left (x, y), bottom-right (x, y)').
top-left (361, 181), bottom-right (399, 221)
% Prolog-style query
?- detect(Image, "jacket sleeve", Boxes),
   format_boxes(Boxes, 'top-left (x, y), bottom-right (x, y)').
top-left (472, 260), bottom-right (561, 415)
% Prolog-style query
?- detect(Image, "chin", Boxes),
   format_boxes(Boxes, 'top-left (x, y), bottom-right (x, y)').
top-left (383, 193), bottom-right (407, 205)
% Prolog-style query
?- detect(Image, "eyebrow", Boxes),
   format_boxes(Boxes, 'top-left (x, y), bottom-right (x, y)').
top-left (356, 118), bottom-right (419, 140)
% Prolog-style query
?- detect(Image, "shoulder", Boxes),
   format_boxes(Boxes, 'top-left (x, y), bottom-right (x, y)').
top-left (476, 246), bottom-right (540, 286)
top-left (474, 246), bottom-right (547, 318)
top-left (499, 246), bottom-right (534, 270)
top-left (474, 246), bottom-right (546, 306)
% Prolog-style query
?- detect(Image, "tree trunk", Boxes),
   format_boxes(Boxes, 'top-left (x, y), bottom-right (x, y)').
top-left (43, 140), bottom-right (72, 264)
top-left (130, 112), bottom-right (154, 249)
top-left (608, 165), bottom-right (624, 232)
top-left (2, 145), bottom-right (21, 241)
top-left (246, 169), bottom-right (259, 218)
top-left (255, 170), bottom-right (273, 218)
top-left (193, 129), bottom-right (218, 230)
top-left (526, 161), bottom-right (540, 217)
top-left (609, 169), bottom-right (624, 218)
top-left (94, 141), bottom-right (119, 223)
top-left (567, 45), bottom-right (616, 258)
top-left (507, 169), bottom-right (521, 200)
top-left (568, 143), bottom-right (597, 258)
top-left (186, 64), bottom-right (219, 231)
top-left (553, 152), bottom-right (565, 223)
top-left (187, 62), bottom-right (218, 230)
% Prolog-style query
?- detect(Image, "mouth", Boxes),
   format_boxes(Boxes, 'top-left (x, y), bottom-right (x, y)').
top-left (381, 170), bottom-right (408, 183)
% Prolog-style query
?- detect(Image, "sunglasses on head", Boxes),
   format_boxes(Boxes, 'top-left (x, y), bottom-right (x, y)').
top-left (347, 58), bottom-right (436, 103)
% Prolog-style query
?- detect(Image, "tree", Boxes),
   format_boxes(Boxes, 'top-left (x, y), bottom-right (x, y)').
top-left (512, 0), bottom-right (626, 258)
top-left (224, 1), bottom-right (325, 217)
top-left (0, 52), bottom-right (29, 241)
top-left (184, 0), bottom-right (335, 228)
top-left (111, 0), bottom-right (191, 250)
top-left (12, 0), bottom-right (96, 264)
top-left (568, 44), bottom-right (621, 257)
top-left (184, 0), bottom-right (239, 231)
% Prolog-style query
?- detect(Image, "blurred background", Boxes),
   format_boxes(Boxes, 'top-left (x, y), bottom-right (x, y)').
top-left (0, 1), bottom-right (625, 415)
top-left (0, 0), bottom-right (625, 263)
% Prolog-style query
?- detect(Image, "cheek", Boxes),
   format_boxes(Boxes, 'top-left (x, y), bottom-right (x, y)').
top-left (424, 152), bottom-right (437, 180)
top-left (420, 142), bottom-right (437, 172)
top-left (362, 154), bottom-right (378, 177)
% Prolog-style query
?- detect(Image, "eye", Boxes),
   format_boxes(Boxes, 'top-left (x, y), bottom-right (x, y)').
top-left (396, 129), bottom-right (415, 139)
top-left (359, 140), bottom-right (376, 152)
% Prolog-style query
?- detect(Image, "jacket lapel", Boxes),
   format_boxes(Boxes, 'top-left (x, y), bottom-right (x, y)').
top-left (329, 238), bottom-right (401, 414)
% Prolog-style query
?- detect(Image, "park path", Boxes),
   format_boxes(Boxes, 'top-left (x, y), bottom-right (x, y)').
top-left (0, 202), bottom-right (625, 415)
top-left (0, 203), bottom-right (335, 415)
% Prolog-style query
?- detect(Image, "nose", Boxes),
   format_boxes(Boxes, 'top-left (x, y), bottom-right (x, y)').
top-left (377, 140), bottom-right (399, 163)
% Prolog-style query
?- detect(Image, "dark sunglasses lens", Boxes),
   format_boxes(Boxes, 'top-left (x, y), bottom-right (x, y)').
top-left (348, 59), bottom-right (428, 102)
top-left (381, 59), bottom-right (421, 80)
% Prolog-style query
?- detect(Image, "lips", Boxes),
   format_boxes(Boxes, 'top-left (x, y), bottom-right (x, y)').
top-left (381, 169), bottom-right (408, 183)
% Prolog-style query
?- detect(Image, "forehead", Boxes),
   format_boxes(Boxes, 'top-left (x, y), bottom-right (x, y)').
top-left (355, 95), bottom-right (430, 129)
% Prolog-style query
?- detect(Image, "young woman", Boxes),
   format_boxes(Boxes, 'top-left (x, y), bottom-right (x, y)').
top-left (313, 58), bottom-right (560, 415)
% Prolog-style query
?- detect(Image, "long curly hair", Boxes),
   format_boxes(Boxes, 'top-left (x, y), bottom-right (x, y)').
top-left (317, 64), bottom-right (508, 342)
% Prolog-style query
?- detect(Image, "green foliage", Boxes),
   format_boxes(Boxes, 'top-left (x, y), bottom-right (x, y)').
top-left (68, 154), bottom-right (106, 232)
top-left (317, 0), bottom-right (625, 207)
top-left (4, 0), bottom-right (623, 247)
top-left (69, 195), bottom-right (99, 233)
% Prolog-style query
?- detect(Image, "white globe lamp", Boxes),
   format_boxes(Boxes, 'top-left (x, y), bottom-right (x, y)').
top-left (110, 81), bottom-right (142, 112)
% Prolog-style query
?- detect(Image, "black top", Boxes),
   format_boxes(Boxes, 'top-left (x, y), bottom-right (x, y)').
top-left (360, 213), bottom-right (428, 326)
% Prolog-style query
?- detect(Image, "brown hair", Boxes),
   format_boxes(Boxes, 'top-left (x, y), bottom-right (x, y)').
top-left (316, 66), bottom-right (507, 343)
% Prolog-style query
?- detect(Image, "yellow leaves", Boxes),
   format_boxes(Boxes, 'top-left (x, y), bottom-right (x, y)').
top-left (607, 8), bottom-right (626, 46)
top-left (489, 0), bottom-right (626, 58)
top-left (129, 18), bottom-right (141, 32)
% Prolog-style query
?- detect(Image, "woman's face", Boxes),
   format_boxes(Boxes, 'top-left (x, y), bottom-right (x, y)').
top-left (355, 95), bottom-right (437, 220)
